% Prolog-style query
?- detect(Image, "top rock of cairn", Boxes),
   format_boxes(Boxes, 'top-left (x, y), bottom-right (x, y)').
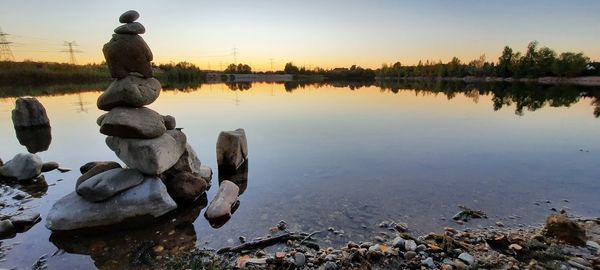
top-left (119, 10), bottom-right (140, 24)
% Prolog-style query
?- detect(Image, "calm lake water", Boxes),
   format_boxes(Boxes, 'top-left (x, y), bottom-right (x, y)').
top-left (1, 81), bottom-right (600, 269)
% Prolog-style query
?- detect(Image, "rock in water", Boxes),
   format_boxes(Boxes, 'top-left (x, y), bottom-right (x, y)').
top-left (77, 162), bottom-right (123, 187)
top-left (163, 171), bottom-right (208, 204)
top-left (103, 34), bottom-right (153, 78)
top-left (98, 107), bottom-right (166, 139)
top-left (76, 168), bottom-right (145, 202)
top-left (41, 161), bottom-right (60, 172)
top-left (80, 161), bottom-right (121, 174)
top-left (0, 153), bottom-right (42, 181)
top-left (97, 76), bottom-right (161, 111)
top-left (46, 177), bottom-right (177, 231)
top-left (9, 211), bottom-right (41, 231)
top-left (119, 10), bottom-right (140, 23)
top-left (205, 180), bottom-right (240, 221)
top-left (114, 22), bottom-right (145, 35)
top-left (545, 214), bottom-right (587, 245)
top-left (12, 97), bottom-right (50, 128)
top-left (0, 220), bottom-right (16, 239)
top-left (216, 129), bottom-right (248, 173)
top-left (15, 125), bottom-right (52, 153)
top-left (106, 130), bottom-right (186, 175)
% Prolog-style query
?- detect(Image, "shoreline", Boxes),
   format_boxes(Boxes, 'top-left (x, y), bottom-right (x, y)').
top-left (377, 76), bottom-right (600, 86)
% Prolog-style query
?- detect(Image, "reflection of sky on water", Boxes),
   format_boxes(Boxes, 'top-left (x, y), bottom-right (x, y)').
top-left (0, 82), bottom-right (599, 269)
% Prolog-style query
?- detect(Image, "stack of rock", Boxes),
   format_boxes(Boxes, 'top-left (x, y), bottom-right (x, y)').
top-left (46, 10), bottom-right (211, 231)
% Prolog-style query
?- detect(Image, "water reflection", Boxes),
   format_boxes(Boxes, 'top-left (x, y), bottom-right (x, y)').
top-left (49, 194), bottom-right (207, 269)
top-left (15, 126), bottom-right (52, 153)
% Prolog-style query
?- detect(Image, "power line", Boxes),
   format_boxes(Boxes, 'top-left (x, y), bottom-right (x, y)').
top-left (61, 41), bottom-right (82, 64)
top-left (0, 26), bottom-right (15, 61)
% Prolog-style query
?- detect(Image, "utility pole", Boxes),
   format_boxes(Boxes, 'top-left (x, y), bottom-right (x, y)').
top-left (62, 41), bottom-right (81, 65)
top-left (0, 26), bottom-right (15, 61)
top-left (232, 47), bottom-right (238, 64)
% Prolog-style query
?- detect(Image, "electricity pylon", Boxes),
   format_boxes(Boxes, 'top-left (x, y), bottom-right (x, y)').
top-left (62, 41), bottom-right (82, 64)
top-left (0, 26), bottom-right (15, 61)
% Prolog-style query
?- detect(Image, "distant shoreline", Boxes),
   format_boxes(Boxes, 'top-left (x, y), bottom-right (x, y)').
top-left (376, 76), bottom-right (600, 86)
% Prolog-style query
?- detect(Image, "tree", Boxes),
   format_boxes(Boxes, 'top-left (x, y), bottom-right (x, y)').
top-left (497, 46), bottom-right (516, 77)
top-left (552, 52), bottom-right (589, 77)
top-left (284, 62), bottom-right (300, 74)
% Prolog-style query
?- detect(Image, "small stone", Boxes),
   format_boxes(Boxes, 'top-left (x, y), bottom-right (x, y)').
top-left (441, 264), bottom-right (453, 270)
top-left (163, 115), bottom-right (176, 130)
top-left (41, 161), bottom-right (59, 172)
top-left (392, 236), bottom-right (405, 248)
top-left (239, 236), bottom-right (246, 243)
top-left (204, 180), bottom-right (240, 221)
top-left (404, 250), bottom-right (417, 260)
top-left (323, 261), bottom-right (338, 270)
top-left (509, 243), bottom-right (523, 252)
top-left (152, 245), bottom-right (164, 254)
top-left (404, 240), bottom-right (417, 251)
top-left (395, 222), bottom-right (408, 232)
top-left (586, 240), bottom-right (599, 250)
top-left (275, 252), bottom-right (286, 260)
top-left (77, 162), bottom-right (122, 187)
top-left (0, 153), bottom-right (42, 181)
top-left (80, 161), bottom-right (121, 174)
top-left (421, 257), bottom-right (435, 268)
top-left (458, 252), bottom-right (475, 265)
top-left (294, 252), bottom-right (306, 266)
top-left (114, 22), bottom-right (145, 35)
top-left (496, 221), bottom-right (505, 227)
top-left (9, 211), bottom-right (41, 229)
top-left (0, 220), bottom-right (16, 239)
top-left (119, 10), bottom-right (140, 23)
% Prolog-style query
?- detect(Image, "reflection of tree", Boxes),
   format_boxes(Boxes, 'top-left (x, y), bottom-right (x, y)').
top-left (225, 82), bottom-right (251, 91)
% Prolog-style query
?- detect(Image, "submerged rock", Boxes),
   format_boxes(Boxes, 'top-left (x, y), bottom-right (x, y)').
top-left (97, 76), bottom-right (161, 111)
top-left (46, 177), bottom-right (177, 231)
top-left (99, 107), bottom-right (166, 139)
top-left (0, 153), bottom-right (43, 181)
top-left (106, 130), bottom-right (186, 175)
top-left (103, 34), bottom-right (153, 79)
top-left (76, 168), bottom-right (145, 202)
top-left (205, 180), bottom-right (240, 221)
top-left (216, 128), bottom-right (248, 174)
top-left (545, 214), bottom-right (587, 245)
top-left (163, 171), bottom-right (208, 204)
top-left (12, 97), bottom-right (50, 128)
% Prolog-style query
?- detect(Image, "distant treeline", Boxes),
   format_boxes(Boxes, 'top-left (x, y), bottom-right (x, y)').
top-left (0, 61), bottom-right (206, 86)
top-left (378, 41), bottom-right (599, 79)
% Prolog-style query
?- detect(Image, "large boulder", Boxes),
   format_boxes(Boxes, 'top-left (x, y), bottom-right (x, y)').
top-left (103, 34), bottom-right (153, 79)
top-left (77, 162), bottom-right (122, 187)
top-left (163, 171), bottom-right (208, 205)
top-left (15, 125), bottom-right (52, 153)
top-left (46, 177), bottom-right (177, 231)
top-left (76, 168), bottom-right (145, 202)
top-left (12, 97), bottom-right (50, 128)
top-left (0, 153), bottom-right (42, 181)
top-left (106, 130), bottom-right (186, 175)
top-left (204, 180), bottom-right (239, 221)
top-left (216, 129), bottom-right (248, 174)
top-left (98, 107), bottom-right (166, 139)
top-left (97, 76), bottom-right (161, 111)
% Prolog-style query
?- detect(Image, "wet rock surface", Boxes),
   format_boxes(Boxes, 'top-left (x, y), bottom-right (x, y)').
top-left (163, 171), bottom-right (208, 204)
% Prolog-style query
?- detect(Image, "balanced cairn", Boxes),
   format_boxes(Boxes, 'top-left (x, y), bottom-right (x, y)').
top-left (46, 10), bottom-right (212, 231)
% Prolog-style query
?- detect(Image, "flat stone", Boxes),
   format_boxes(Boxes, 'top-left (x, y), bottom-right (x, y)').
top-left (106, 130), bottom-right (186, 175)
top-left (9, 211), bottom-right (41, 229)
top-left (0, 153), bottom-right (42, 181)
top-left (216, 128), bottom-right (248, 173)
top-left (76, 168), bottom-right (145, 202)
top-left (404, 239), bottom-right (417, 251)
top-left (103, 34), bottom-right (153, 79)
top-left (99, 107), bottom-right (166, 139)
top-left (12, 97), bottom-right (50, 128)
top-left (205, 180), bottom-right (240, 220)
top-left (119, 10), bottom-right (140, 23)
top-left (80, 161), bottom-right (121, 174)
top-left (46, 177), bottom-right (177, 231)
top-left (0, 220), bottom-right (16, 239)
top-left (458, 252), bottom-right (475, 265)
top-left (97, 76), bottom-right (161, 111)
top-left (77, 162), bottom-right (122, 187)
top-left (163, 115), bottom-right (176, 130)
top-left (163, 171), bottom-right (207, 204)
top-left (41, 161), bottom-right (59, 172)
top-left (114, 22), bottom-right (145, 35)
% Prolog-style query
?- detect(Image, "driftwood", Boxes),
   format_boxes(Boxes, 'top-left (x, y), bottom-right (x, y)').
top-left (217, 231), bottom-right (321, 254)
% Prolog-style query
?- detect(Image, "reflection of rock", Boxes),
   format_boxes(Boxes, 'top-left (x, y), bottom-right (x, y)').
top-left (9, 211), bottom-right (41, 232)
top-left (49, 194), bottom-right (206, 269)
top-left (218, 160), bottom-right (248, 195)
top-left (15, 125), bottom-right (52, 153)
top-left (46, 177), bottom-right (176, 231)
top-left (0, 153), bottom-right (42, 181)
top-left (12, 97), bottom-right (50, 128)
top-left (205, 180), bottom-right (240, 228)
top-left (17, 175), bottom-right (48, 198)
top-left (216, 128), bottom-right (248, 174)
top-left (0, 220), bottom-right (16, 239)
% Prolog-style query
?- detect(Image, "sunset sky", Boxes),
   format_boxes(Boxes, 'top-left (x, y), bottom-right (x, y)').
top-left (1, 0), bottom-right (599, 71)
